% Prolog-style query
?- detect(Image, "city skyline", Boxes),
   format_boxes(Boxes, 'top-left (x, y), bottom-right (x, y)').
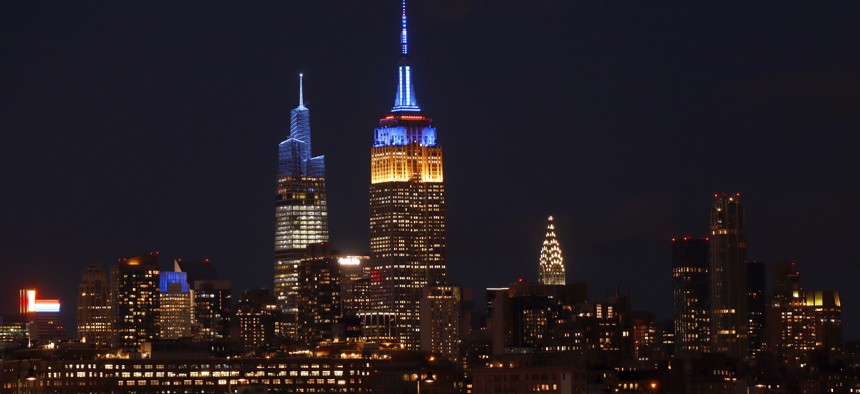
top-left (1, 0), bottom-right (859, 342)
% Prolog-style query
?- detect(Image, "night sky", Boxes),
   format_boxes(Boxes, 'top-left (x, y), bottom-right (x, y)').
top-left (2, 2), bottom-right (859, 339)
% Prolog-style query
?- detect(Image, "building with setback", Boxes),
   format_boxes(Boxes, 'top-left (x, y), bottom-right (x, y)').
top-left (175, 259), bottom-right (232, 341)
top-left (158, 271), bottom-right (192, 340)
top-left (709, 193), bottom-right (748, 358)
top-left (274, 74), bottom-right (329, 339)
top-left (767, 262), bottom-right (843, 364)
top-left (368, 0), bottom-right (446, 349)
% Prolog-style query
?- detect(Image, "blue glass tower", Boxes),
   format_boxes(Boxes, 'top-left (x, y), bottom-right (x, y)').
top-left (369, 0), bottom-right (447, 350)
top-left (274, 75), bottom-right (329, 338)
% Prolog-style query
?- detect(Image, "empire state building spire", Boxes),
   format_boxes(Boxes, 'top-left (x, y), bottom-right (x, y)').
top-left (539, 215), bottom-right (566, 285)
top-left (392, 0), bottom-right (420, 112)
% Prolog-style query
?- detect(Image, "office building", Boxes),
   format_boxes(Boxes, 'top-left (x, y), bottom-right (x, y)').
top-left (368, 0), bottom-right (446, 349)
top-left (538, 215), bottom-right (566, 285)
top-left (111, 252), bottom-right (160, 350)
top-left (274, 74), bottom-right (329, 338)
top-left (297, 243), bottom-right (341, 345)
top-left (709, 192), bottom-right (748, 357)
top-left (235, 289), bottom-right (279, 353)
top-left (77, 265), bottom-right (112, 346)
top-left (338, 255), bottom-right (371, 315)
top-left (747, 260), bottom-right (766, 359)
top-left (767, 262), bottom-right (843, 364)
top-left (420, 285), bottom-right (472, 363)
top-left (158, 271), bottom-right (192, 340)
top-left (671, 236), bottom-right (710, 358)
top-left (175, 259), bottom-right (232, 341)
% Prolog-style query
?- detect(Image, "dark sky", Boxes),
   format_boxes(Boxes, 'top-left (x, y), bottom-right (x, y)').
top-left (2, 1), bottom-right (859, 338)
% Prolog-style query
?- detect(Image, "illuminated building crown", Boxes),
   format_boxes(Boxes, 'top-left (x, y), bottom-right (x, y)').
top-left (539, 215), bottom-right (566, 285)
top-left (279, 74), bottom-right (325, 178)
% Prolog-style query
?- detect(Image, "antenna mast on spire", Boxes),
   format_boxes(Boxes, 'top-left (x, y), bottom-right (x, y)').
top-left (298, 73), bottom-right (305, 110)
top-left (400, 0), bottom-right (408, 55)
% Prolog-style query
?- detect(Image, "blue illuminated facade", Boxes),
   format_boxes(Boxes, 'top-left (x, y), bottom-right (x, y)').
top-left (279, 74), bottom-right (325, 178)
top-left (373, 118), bottom-right (437, 147)
top-left (159, 271), bottom-right (189, 293)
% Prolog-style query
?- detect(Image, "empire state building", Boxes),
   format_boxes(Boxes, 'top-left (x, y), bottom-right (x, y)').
top-left (368, 0), bottom-right (447, 349)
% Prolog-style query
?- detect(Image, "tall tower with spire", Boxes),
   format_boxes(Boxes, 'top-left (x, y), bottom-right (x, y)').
top-left (274, 74), bottom-right (328, 338)
top-left (368, 0), bottom-right (446, 349)
top-left (538, 215), bottom-right (566, 285)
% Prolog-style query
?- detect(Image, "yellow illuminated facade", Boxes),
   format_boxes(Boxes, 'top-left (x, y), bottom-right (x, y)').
top-left (370, 143), bottom-right (443, 184)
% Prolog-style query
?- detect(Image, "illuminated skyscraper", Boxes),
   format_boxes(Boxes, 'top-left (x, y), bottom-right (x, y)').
top-left (368, 0), bottom-right (446, 349)
top-left (538, 215), bottom-right (566, 285)
top-left (111, 253), bottom-right (160, 350)
top-left (274, 74), bottom-right (328, 338)
top-left (709, 193), bottom-right (748, 358)
top-left (671, 236), bottom-right (710, 358)
top-left (158, 271), bottom-right (192, 340)
top-left (77, 265), bottom-right (112, 346)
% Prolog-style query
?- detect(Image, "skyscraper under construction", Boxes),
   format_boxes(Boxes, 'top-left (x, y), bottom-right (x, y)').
top-left (368, 0), bottom-right (446, 349)
top-left (274, 75), bottom-right (328, 337)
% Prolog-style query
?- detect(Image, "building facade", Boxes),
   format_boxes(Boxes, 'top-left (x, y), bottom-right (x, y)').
top-left (419, 285), bottom-right (472, 363)
top-left (174, 259), bottom-right (232, 341)
top-left (111, 253), bottom-right (160, 350)
top-left (0, 356), bottom-right (372, 393)
top-left (77, 265), bottom-right (112, 346)
top-left (158, 271), bottom-right (192, 340)
top-left (709, 193), bottom-right (748, 358)
top-left (671, 236), bottom-right (711, 358)
top-left (767, 262), bottom-right (843, 364)
top-left (274, 74), bottom-right (329, 339)
top-left (746, 260), bottom-right (766, 359)
top-left (368, 0), bottom-right (446, 349)
top-left (297, 243), bottom-right (342, 346)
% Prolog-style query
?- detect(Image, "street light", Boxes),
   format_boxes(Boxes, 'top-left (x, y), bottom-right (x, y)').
top-left (17, 358), bottom-right (36, 394)
top-left (415, 373), bottom-right (434, 394)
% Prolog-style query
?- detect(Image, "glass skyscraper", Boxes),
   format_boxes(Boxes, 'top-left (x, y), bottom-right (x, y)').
top-left (274, 75), bottom-right (328, 338)
top-left (368, 0), bottom-right (447, 349)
